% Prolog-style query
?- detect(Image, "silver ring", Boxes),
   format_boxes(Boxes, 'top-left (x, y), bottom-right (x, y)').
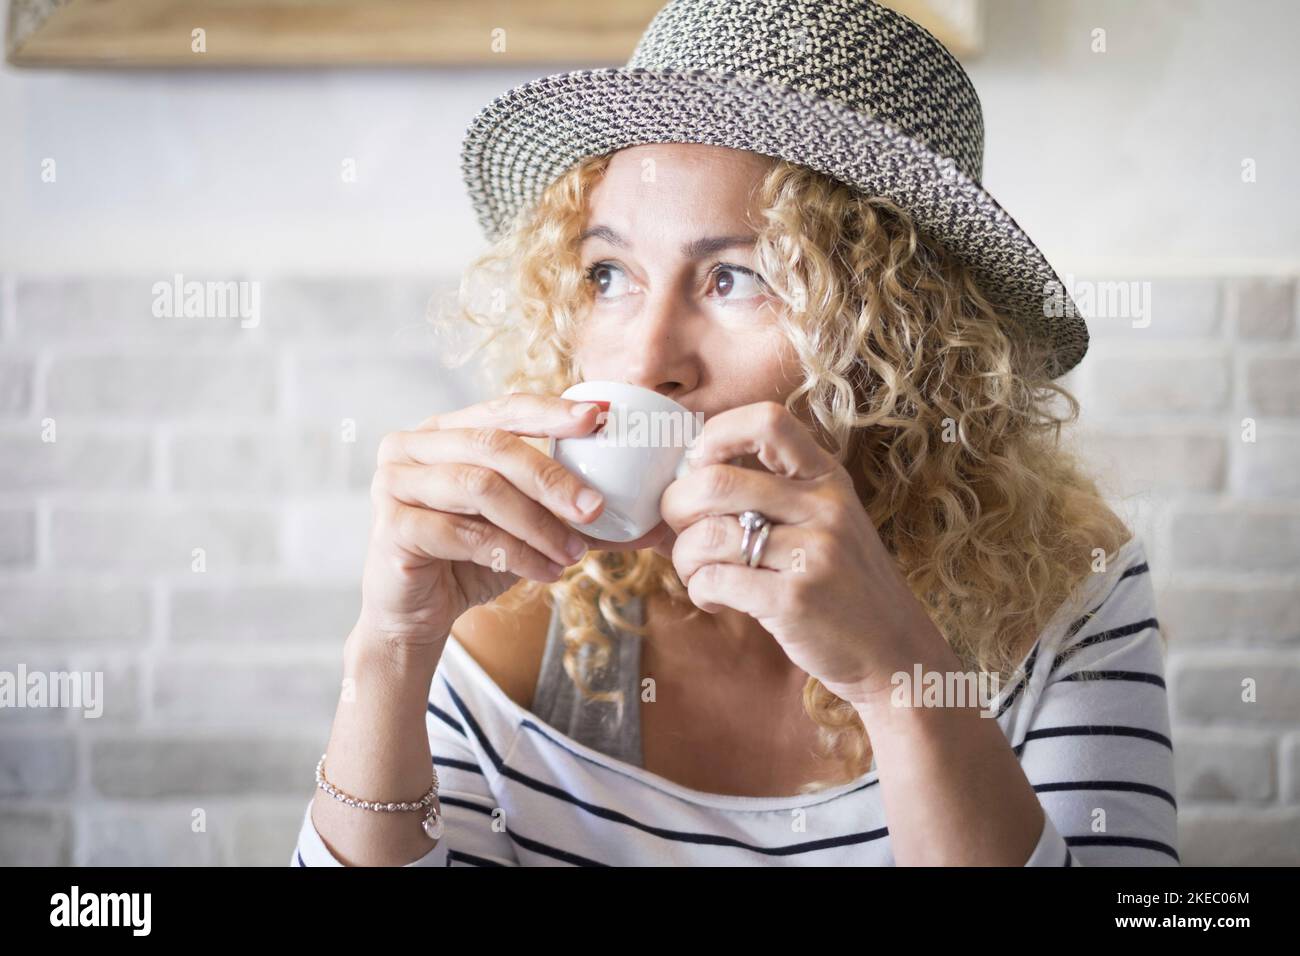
top-left (738, 510), bottom-right (773, 567)
top-left (746, 521), bottom-right (772, 568)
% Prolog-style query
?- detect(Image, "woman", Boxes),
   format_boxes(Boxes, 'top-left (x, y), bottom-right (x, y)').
top-left (293, 0), bottom-right (1177, 866)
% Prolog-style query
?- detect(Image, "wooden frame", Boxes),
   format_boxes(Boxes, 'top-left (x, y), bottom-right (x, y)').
top-left (6, 0), bottom-right (983, 68)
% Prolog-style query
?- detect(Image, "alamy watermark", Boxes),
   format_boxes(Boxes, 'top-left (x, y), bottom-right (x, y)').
top-left (0, 665), bottom-right (103, 718)
top-left (889, 664), bottom-right (1004, 717)
top-left (594, 403), bottom-right (706, 450)
top-left (151, 273), bottom-right (260, 328)
top-left (50, 885), bottom-right (150, 935)
top-left (1043, 274), bottom-right (1152, 328)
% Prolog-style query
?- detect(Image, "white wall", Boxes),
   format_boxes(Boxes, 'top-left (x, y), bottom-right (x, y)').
top-left (973, 0), bottom-right (1300, 275)
top-left (2, 0), bottom-right (1297, 277)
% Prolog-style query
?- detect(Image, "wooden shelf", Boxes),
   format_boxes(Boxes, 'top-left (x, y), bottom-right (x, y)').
top-left (7, 0), bottom-right (982, 68)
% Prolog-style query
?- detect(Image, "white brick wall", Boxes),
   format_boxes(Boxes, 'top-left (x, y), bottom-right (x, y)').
top-left (1064, 274), bottom-right (1300, 864)
top-left (1, 273), bottom-right (1297, 865)
top-left (0, 273), bottom-right (485, 865)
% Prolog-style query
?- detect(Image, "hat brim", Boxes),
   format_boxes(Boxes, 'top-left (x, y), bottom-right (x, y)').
top-left (460, 66), bottom-right (1087, 379)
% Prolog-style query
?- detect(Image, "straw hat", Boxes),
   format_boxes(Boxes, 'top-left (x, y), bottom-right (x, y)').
top-left (460, 0), bottom-right (1087, 377)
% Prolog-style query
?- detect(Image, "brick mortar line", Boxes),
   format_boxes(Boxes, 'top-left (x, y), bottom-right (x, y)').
top-left (15, 342), bottom-right (441, 357)
top-left (0, 276), bottom-right (16, 342)
top-left (0, 572), bottom-right (364, 585)
top-left (33, 496), bottom-right (50, 573)
top-left (0, 647), bottom-right (345, 668)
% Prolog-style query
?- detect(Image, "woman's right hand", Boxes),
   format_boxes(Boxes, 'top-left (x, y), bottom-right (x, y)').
top-left (355, 392), bottom-right (664, 652)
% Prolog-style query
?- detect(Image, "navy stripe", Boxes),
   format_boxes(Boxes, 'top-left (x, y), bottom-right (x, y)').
top-left (1035, 779), bottom-right (1177, 809)
top-left (1020, 725), bottom-right (1173, 750)
top-left (508, 828), bottom-right (610, 866)
top-left (296, 849), bottom-right (306, 867)
top-left (440, 674), bottom-right (889, 859)
top-left (956, 559), bottom-right (1146, 721)
top-left (1063, 847), bottom-right (1073, 867)
top-left (519, 712), bottom-right (881, 805)
top-left (449, 850), bottom-right (510, 867)
top-left (433, 754), bottom-right (484, 776)
top-left (1052, 618), bottom-right (1159, 675)
top-left (438, 793), bottom-right (498, 816)
top-left (476, 823), bottom-right (602, 866)
top-left (516, 707), bottom-right (880, 808)
top-left (428, 700), bottom-right (467, 738)
top-left (1057, 669), bottom-right (1166, 688)
top-left (1119, 561), bottom-right (1150, 581)
top-left (437, 788), bottom-right (586, 864)
top-left (1066, 834), bottom-right (1180, 863)
top-left (1059, 559), bottom-right (1151, 644)
top-left (995, 643), bottom-right (1041, 718)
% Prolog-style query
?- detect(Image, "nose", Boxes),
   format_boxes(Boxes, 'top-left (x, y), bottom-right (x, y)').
top-left (617, 284), bottom-right (698, 400)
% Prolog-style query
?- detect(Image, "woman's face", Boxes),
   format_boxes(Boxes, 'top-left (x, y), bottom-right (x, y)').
top-left (572, 143), bottom-right (803, 422)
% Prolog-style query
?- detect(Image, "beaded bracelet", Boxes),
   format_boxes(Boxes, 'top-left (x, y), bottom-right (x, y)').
top-left (315, 753), bottom-right (444, 841)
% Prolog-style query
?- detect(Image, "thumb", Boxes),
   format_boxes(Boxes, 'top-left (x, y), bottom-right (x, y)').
top-left (650, 526), bottom-right (677, 559)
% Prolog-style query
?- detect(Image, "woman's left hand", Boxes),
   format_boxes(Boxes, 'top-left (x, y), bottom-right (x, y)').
top-left (657, 401), bottom-right (946, 707)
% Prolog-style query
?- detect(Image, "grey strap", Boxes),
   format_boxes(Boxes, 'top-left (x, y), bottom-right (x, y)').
top-left (532, 594), bottom-right (644, 768)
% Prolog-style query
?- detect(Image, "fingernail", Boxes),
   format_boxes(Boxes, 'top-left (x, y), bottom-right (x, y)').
top-left (565, 534), bottom-right (588, 561)
top-left (575, 487), bottom-right (603, 514)
top-left (570, 402), bottom-right (598, 417)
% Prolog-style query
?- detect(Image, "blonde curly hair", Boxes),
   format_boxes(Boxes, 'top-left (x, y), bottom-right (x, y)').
top-left (434, 149), bottom-right (1131, 793)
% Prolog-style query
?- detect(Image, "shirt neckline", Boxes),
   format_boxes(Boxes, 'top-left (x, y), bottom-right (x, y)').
top-left (442, 633), bottom-right (881, 812)
top-left (439, 533), bottom-right (1144, 813)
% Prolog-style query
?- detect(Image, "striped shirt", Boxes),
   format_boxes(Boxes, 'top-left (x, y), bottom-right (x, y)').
top-left (293, 534), bottom-right (1178, 866)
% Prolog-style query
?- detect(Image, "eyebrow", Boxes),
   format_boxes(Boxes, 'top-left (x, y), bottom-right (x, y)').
top-left (578, 225), bottom-right (756, 260)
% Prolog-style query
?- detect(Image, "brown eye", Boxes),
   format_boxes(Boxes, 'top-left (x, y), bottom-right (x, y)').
top-left (586, 264), bottom-right (609, 294)
top-left (710, 264), bottom-right (765, 300)
top-left (584, 262), bottom-right (629, 299)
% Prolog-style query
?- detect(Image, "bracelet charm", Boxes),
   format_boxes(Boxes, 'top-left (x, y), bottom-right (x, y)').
top-left (315, 753), bottom-right (443, 843)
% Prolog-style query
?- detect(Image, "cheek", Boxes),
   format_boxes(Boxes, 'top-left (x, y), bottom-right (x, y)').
top-left (569, 319), bottom-right (619, 378)
top-left (706, 328), bottom-right (801, 401)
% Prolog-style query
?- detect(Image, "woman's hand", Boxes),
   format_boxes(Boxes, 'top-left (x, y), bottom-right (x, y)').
top-left (357, 393), bottom-right (666, 651)
top-left (656, 401), bottom-right (946, 707)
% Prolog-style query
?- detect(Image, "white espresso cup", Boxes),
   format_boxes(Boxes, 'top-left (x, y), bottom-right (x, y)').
top-left (548, 381), bottom-right (703, 542)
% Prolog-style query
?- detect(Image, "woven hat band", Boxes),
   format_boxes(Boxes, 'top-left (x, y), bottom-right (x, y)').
top-left (627, 0), bottom-right (985, 183)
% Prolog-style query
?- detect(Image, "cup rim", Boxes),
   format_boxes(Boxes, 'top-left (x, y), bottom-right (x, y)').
top-left (559, 380), bottom-right (690, 416)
